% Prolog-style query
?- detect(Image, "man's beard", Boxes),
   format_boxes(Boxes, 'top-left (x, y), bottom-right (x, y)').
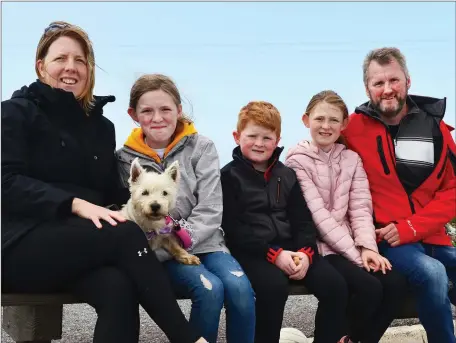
top-left (370, 94), bottom-right (407, 119)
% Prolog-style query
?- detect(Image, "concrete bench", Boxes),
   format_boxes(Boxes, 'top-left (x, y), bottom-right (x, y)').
top-left (1, 285), bottom-right (420, 343)
top-left (2, 293), bottom-right (81, 343)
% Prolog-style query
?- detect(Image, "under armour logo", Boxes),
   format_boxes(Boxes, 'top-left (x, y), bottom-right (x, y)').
top-left (138, 248), bottom-right (148, 257)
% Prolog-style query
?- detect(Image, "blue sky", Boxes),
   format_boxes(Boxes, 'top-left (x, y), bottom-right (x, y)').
top-left (2, 2), bottom-right (455, 166)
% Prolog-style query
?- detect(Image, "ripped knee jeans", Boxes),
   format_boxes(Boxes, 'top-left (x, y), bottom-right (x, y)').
top-left (164, 251), bottom-right (256, 343)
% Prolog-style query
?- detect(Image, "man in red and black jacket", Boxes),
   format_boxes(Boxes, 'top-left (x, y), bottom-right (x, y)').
top-left (343, 47), bottom-right (456, 343)
top-left (221, 101), bottom-right (350, 343)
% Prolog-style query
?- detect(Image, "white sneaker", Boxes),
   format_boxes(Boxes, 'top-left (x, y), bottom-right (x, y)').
top-left (279, 327), bottom-right (309, 343)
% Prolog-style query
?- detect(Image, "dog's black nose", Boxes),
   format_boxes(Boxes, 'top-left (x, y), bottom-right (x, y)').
top-left (151, 203), bottom-right (161, 213)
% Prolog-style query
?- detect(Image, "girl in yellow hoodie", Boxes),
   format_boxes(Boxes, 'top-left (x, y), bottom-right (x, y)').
top-left (116, 74), bottom-right (255, 343)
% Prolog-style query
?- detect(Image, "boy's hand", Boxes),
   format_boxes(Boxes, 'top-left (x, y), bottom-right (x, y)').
top-left (275, 250), bottom-right (298, 275)
top-left (289, 252), bottom-right (310, 280)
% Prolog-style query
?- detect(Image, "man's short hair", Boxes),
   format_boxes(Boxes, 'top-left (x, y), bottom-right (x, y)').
top-left (363, 47), bottom-right (410, 86)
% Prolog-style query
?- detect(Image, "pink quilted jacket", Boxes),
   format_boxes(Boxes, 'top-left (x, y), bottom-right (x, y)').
top-left (285, 141), bottom-right (378, 267)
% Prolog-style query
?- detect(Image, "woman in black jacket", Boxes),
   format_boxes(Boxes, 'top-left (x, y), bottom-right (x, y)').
top-left (1, 21), bottom-right (207, 343)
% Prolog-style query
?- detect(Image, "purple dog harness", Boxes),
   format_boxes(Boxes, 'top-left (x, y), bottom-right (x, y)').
top-left (144, 215), bottom-right (193, 250)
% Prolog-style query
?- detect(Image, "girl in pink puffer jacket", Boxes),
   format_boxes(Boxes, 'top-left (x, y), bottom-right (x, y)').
top-left (285, 90), bottom-right (407, 343)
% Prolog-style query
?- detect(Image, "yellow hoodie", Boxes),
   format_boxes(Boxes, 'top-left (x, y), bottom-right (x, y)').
top-left (124, 122), bottom-right (198, 163)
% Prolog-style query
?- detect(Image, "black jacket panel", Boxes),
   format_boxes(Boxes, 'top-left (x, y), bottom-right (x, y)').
top-left (1, 80), bottom-right (128, 252)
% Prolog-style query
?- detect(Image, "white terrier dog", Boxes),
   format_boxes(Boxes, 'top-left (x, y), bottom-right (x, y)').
top-left (121, 158), bottom-right (200, 265)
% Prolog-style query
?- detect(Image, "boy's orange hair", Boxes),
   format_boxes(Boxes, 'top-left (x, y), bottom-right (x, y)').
top-left (237, 101), bottom-right (281, 138)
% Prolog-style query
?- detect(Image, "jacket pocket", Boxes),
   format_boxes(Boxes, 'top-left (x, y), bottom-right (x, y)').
top-left (437, 151), bottom-right (449, 179)
top-left (376, 136), bottom-right (390, 175)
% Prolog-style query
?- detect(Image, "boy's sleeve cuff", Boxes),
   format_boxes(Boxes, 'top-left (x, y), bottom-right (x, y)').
top-left (297, 247), bottom-right (314, 265)
top-left (267, 247), bottom-right (283, 264)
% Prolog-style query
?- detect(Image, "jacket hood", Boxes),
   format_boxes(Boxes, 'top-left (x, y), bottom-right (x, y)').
top-left (286, 140), bottom-right (346, 162)
top-left (11, 80), bottom-right (115, 116)
top-left (355, 94), bottom-right (446, 120)
top-left (124, 122), bottom-right (197, 163)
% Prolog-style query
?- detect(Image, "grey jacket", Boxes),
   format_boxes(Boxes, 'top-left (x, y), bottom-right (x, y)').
top-left (116, 133), bottom-right (229, 261)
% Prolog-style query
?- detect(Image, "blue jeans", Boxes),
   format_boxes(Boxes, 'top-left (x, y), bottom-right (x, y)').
top-left (164, 251), bottom-right (256, 343)
top-left (379, 242), bottom-right (456, 343)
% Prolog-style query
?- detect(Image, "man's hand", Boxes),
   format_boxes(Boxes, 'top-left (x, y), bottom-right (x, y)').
top-left (289, 251), bottom-right (310, 280)
top-left (375, 223), bottom-right (401, 247)
top-left (361, 247), bottom-right (392, 274)
top-left (275, 250), bottom-right (298, 275)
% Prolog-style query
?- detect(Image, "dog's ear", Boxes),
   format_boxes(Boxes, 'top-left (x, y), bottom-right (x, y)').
top-left (165, 160), bottom-right (180, 183)
top-left (129, 158), bottom-right (144, 184)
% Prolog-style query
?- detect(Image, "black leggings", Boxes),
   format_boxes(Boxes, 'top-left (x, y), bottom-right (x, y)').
top-left (234, 254), bottom-right (349, 343)
top-left (1, 216), bottom-right (201, 343)
top-left (325, 254), bottom-right (408, 343)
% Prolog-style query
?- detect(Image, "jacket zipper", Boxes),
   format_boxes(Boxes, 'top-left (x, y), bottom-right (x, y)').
top-left (162, 142), bottom-right (186, 164)
top-left (151, 142), bottom-right (187, 173)
top-left (276, 177), bottom-right (281, 203)
top-left (437, 151), bottom-right (449, 179)
top-left (328, 157), bottom-right (334, 211)
top-left (266, 180), bottom-right (280, 238)
top-left (134, 159), bottom-right (164, 174)
top-left (376, 136), bottom-right (391, 175)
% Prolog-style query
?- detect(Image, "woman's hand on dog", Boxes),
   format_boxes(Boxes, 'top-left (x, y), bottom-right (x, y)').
top-left (71, 198), bottom-right (126, 229)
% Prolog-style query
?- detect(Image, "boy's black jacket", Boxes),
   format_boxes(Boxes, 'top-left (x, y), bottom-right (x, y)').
top-left (220, 146), bottom-right (317, 259)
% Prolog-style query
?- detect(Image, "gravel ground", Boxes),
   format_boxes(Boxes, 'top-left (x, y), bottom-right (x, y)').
top-left (2, 295), bottom-right (426, 343)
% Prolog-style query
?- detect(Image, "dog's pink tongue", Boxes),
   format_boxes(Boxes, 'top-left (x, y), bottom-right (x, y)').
top-left (174, 229), bottom-right (192, 250)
